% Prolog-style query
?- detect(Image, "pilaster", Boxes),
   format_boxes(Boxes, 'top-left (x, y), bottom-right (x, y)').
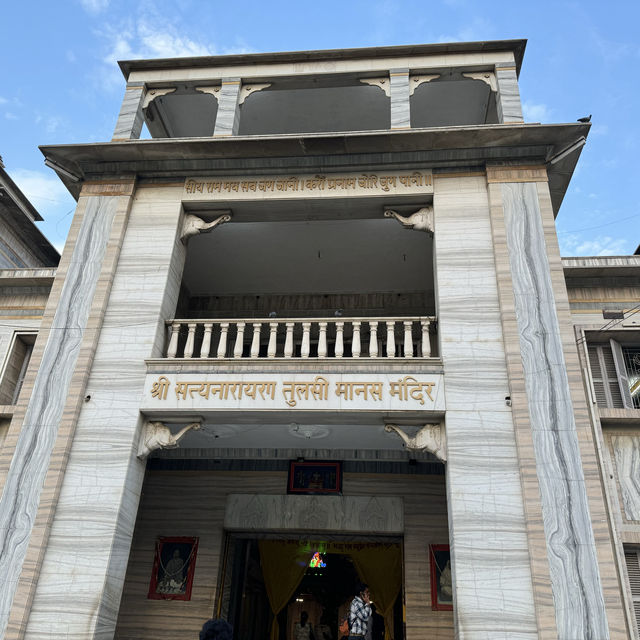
top-left (495, 62), bottom-right (523, 123)
top-left (112, 83), bottom-right (146, 141)
top-left (389, 69), bottom-right (410, 130)
top-left (213, 78), bottom-right (242, 136)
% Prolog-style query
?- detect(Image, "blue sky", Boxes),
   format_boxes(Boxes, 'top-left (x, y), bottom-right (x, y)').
top-left (1, 0), bottom-right (638, 254)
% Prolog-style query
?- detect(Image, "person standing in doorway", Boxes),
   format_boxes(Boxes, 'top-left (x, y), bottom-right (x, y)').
top-left (294, 611), bottom-right (315, 640)
top-left (348, 583), bottom-right (371, 639)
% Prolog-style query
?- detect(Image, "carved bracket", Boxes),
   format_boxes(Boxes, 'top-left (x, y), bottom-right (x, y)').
top-left (239, 83), bottom-right (272, 105)
top-left (137, 420), bottom-right (201, 459)
top-left (181, 211), bottom-right (232, 243)
top-left (142, 87), bottom-right (177, 110)
top-left (462, 71), bottom-right (497, 92)
top-left (384, 206), bottom-right (434, 233)
top-left (409, 75), bottom-right (440, 95)
top-left (384, 423), bottom-right (446, 461)
top-left (360, 77), bottom-right (390, 97)
top-left (195, 86), bottom-right (222, 101)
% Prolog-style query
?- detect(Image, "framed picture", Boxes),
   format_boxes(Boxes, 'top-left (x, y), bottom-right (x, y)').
top-left (148, 536), bottom-right (199, 600)
top-left (429, 544), bottom-right (453, 610)
top-left (287, 461), bottom-right (342, 495)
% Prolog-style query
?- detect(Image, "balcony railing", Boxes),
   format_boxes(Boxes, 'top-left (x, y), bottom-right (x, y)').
top-left (165, 316), bottom-right (436, 360)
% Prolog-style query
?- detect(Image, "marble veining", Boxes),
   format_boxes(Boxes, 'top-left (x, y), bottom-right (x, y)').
top-left (113, 85), bottom-right (145, 140)
top-left (225, 494), bottom-right (404, 533)
top-left (390, 69), bottom-right (410, 129)
top-left (0, 196), bottom-right (118, 638)
top-left (502, 181), bottom-right (608, 639)
top-left (611, 435), bottom-right (640, 521)
top-left (213, 78), bottom-right (241, 136)
top-left (434, 176), bottom-right (537, 637)
top-left (495, 64), bottom-right (523, 123)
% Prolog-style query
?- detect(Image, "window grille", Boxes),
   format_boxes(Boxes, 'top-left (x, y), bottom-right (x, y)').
top-left (587, 340), bottom-right (640, 409)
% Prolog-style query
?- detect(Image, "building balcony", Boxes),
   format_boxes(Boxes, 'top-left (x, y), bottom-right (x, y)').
top-left (163, 315), bottom-right (437, 362)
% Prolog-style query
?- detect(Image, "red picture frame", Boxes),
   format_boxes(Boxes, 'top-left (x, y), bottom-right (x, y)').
top-left (429, 544), bottom-right (453, 610)
top-left (148, 536), bottom-right (199, 600)
top-left (287, 461), bottom-right (342, 495)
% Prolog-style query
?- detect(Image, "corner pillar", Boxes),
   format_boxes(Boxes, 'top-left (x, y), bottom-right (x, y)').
top-left (494, 62), bottom-right (523, 123)
top-left (112, 83), bottom-right (147, 140)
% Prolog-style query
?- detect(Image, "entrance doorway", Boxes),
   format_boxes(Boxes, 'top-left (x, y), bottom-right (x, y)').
top-left (218, 536), bottom-right (404, 640)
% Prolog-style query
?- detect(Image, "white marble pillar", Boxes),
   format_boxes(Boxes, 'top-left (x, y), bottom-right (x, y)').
top-left (112, 83), bottom-right (146, 140)
top-left (501, 181), bottom-right (608, 639)
top-left (389, 69), bottom-right (410, 129)
top-left (0, 196), bottom-right (120, 638)
top-left (19, 196), bottom-right (187, 639)
top-left (495, 62), bottom-right (523, 123)
top-left (434, 176), bottom-right (537, 638)
top-left (213, 78), bottom-right (242, 136)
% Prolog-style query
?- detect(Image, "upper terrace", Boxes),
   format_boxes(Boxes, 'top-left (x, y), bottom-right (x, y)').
top-left (113, 40), bottom-right (527, 140)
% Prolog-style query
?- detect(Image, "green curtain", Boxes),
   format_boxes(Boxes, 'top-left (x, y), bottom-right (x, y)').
top-left (258, 541), bottom-right (314, 640)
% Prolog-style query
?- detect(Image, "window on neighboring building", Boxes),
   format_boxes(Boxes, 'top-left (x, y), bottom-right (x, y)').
top-left (0, 333), bottom-right (35, 405)
top-left (624, 547), bottom-right (640, 637)
top-left (588, 339), bottom-right (640, 409)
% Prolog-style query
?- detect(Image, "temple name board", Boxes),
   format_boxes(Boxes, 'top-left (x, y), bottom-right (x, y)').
top-left (183, 170), bottom-right (433, 200)
top-left (141, 372), bottom-right (445, 412)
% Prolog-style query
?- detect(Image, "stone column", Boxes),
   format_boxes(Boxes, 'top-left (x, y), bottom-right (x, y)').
top-left (213, 78), bottom-right (242, 136)
top-left (0, 181), bottom-right (188, 639)
top-left (495, 62), bottom-right (523, 123)
top-left (433, 175), bottom-right (537, 638)
top-left (486, 165), bottom-right (629, 639)
top-left (389, 69), bottom-right (410, 129)
top-left (112, 83), bottom-right (147, 140)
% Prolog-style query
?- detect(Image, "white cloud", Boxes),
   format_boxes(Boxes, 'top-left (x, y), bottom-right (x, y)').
top-left (8, 169), bottom-right (74, 214)
top-left (0, 96), bottom-right (7, 105)
top-left (4, 112), bottom-right (18, 120)
top-left (79, 0), bottom-right (109, 13)
top-left (436, 17), bottom-right (495, 44)
top-left (560, 233), bottom-right (629, 256)
top-left (522, 100), bottom-right (551, 123)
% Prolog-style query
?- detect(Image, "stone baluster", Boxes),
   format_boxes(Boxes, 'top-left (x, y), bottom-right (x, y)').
top-left (335, 321), bottom-right (344, 358)
top-left (386, 321), bottom-right (396, 358)
top-left (403, 321), bottom-right (414, 358)
top-left (267, 322), bottom-right (278, 358)
top-left (421, 319), bottom-right (431, 357)
top-left (166, 321), bottom-right (180, 358)
top-left (352, 321), bottom-right (361, 358)
top-left (284, 322), bottom-right (295, 358)
top-left (368, 321), bottom-right (378, 357)
top-left (217, 322), bottom-right (229, 358)
top-left (184, 323), bottom-right (197, 358)
top-left (250, 323), bottom-right (262, 358)
top-left (201, 322), bottom-right (213, 358)
top-left (233, 322), bottom-right (245, 358)
top-left (318, 322), bottom-right (328, 358)
top-left (301, 322), bottom-right (311, 358)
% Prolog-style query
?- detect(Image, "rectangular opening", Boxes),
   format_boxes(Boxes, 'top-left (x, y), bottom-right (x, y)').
top-left (0, 333), bottom-right (36, 405)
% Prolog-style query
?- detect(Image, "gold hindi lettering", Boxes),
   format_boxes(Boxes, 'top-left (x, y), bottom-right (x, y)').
top-left (335, 381), bottom-right (383, 401)
top-left (282, 376), bottom-right (329, 407)
top-left (389, 376), bottom-right (435, 405)
top-left (173, 381), bottom-right (276, 401)
top-left (150, 376), bottom-right (170, 400)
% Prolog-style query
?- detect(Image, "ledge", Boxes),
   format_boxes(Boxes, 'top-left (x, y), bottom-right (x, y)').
top-left (598, 407), bottom-right (640, 425)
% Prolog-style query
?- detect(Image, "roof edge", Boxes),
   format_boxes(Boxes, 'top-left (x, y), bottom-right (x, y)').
top-left (118, 39), bottom-right (527, 80)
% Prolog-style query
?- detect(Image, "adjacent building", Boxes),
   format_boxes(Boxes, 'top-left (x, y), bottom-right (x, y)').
top-left (0, 39), bottom-right (638, 640)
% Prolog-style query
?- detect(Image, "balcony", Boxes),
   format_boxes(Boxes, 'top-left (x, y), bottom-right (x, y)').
top-left (164, 315), bottom-right (436, 361)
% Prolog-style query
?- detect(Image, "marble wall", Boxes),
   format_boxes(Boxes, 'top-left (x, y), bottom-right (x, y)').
top-left (213, 79), bottom-right (241, 136)
top-left (0, 196), bottom-right (119, 638)
top-left (611, 435), bottom-right (640, 522)
top-left (18, 187), bottom-right (185, 639)
top-left (433, 175), bottom-right (537, 638)
top-left (112, 83), bottom-right (146, 140)
top-left (390, 69), bottom-right (410, 129)
top-left (495, 63), bottom-right (523, 123)
top-left (501, 181), bottom-right (608, 639)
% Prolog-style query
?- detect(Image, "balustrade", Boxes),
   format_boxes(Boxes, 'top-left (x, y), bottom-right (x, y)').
top-left (164, 316), bottom-right (436, 360)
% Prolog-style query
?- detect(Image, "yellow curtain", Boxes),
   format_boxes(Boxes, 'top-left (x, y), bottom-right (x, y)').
top-left (351, 545), bottom-right (402, 640)
top-left (259, 540), bottom-right (314, 640)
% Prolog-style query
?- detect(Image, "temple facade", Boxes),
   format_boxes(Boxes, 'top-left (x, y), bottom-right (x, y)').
top-left (0, 39), bottom-right (638, 640)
